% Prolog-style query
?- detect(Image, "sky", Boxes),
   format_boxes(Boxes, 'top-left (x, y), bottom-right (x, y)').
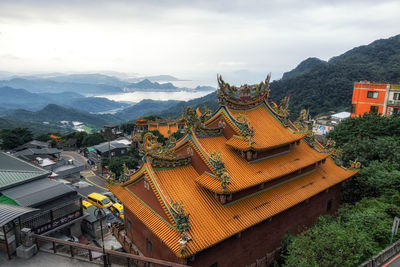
top-left (0, 0), bottom-right (399, 86)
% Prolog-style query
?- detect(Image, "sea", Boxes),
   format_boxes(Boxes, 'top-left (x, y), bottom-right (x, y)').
top-left (97, 79), bottom-right (217, 103)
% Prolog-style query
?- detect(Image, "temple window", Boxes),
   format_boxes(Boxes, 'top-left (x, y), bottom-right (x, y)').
top-left (327, 199), bottom-right (333, 211)
top-left (146, 238), bottom-right (152, 255)
top-left (394, 93), bottom-right (400, 100)
top-left (127, 218), bottom-right (132, 232)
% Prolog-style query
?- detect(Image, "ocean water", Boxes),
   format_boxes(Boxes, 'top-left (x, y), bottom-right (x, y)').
top-left (98, 89), bottom-right (215, 103)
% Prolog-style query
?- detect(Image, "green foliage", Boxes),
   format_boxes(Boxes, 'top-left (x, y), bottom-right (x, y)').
top-left (327, 113), bottom-right (400, 203)
top-left (81, 133), bottom-right (105, 147)
top-left (0, 127), bottom-right (33, 149)
top-left (143, 115), bottom-right (162, 121)
top-left (270, 35), bottom-right (400, 118)
top-left (120, 122), bottom-right (135, 134)
top-left (171, 131), bottom-right (185, 140)
top-left (35, 133), bottom-right (52, 142)
top-left (283, 111), bottom-right (400, 266)
top-left (284, 197), bottom-right (399, 267)
top-left (103, 156), bottom-right (139, 180)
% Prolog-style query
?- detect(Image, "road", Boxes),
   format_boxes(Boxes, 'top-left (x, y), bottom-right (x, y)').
top-left (61, 150), bottom-right (109, 195)
top-left (383, 253), bottom-right (400, 267)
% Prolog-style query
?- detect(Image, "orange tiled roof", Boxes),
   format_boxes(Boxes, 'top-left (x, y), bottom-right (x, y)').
top-left (205, 104), bottom-right (303, 151)
top-left (110, 87), bottom-right (358, 259)
top-left (196, 138), bottom-right (331, 193)
top-left (110, 159), bottom-right (356, 258)
top-left (231, 104), bottom-right (304, 150)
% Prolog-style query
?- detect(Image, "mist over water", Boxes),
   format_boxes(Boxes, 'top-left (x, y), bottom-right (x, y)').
top-left (98, 90), bottom-right (215, 103)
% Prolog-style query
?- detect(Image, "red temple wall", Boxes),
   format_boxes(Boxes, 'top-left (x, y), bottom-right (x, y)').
top-left (189, 183), bottom-right (341, 267)
top-left (124, 209), bottom-right (181, 264)
top-left (127, 177), bottom-right (170, 222)
top-left (124, 183), bottom-right (342, 267)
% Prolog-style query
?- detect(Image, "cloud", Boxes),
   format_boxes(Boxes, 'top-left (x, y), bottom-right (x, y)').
top-left (0, 0), bottom-right (398, 84)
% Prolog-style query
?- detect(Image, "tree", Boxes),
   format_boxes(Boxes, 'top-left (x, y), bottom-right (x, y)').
top-left (0, 128), bottom-right (33, 150)
top-left (82, 133), bottom-right (105, 147)
top-left (120, 122), bottom-right (135, 134)
top-left (283, 197), bottom-right (400, 267)
top-left (171, 131), bottom-right (185, 140)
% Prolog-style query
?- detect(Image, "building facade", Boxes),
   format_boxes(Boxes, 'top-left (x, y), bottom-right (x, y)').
top-left (110, 75), bottom-right (358, 267)
top-left (351, 81), bottom-right (400, 117)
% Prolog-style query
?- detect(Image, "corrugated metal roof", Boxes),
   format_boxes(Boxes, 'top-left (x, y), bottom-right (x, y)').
top-left (0, 152), bottom-right (51, 190)
top-left (13, 148), bottom-right (60, 157)
top-left (1, 178), bottom-right (75, 207)
top-left (0, 203), bottom-right (37, 227)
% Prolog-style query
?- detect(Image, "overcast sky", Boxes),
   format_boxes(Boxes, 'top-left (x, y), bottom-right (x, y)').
top-left (0, 0), bottom-right (399, 85)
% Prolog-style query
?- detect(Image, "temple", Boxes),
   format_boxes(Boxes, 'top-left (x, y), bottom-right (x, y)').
top-left (109, 75), bottom-right (358, 267)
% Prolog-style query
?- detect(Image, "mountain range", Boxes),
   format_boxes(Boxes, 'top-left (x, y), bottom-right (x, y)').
top-left (1, 34), bottom-right (400, 135)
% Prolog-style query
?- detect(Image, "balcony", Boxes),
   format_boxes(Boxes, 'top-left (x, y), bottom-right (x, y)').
top-left (387, 100), bottom-right (400, 107)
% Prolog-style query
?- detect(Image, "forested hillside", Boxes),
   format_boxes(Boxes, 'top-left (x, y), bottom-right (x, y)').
top-left (269, 34), bottom-right (400, 118)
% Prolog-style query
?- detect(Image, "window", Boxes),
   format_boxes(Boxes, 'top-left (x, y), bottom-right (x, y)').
top-left (367, 91), bottom-right (378, 99)
top-left (394, 93), bottom-right (400, 100)
top-left (370, 106), bottom-right (379, 114)
top-left (327, 199), bottom-right (333, 212)
top-left (111, 152), bottom-right (115, 156)
top-left (351, 104), bottom-right (356, 114)
top-left (146, 238), bottom-right (152, 255)
top-left (394, 108), bottom-right (400, 115)
top-left (127, 218), bottom-right (132, 232)
top-left (121, 149), bottom-right (125, 154)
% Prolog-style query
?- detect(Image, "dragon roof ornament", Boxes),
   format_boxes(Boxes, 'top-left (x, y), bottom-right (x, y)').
top-left (208, 151), bottom-right (231, 190)
top-left (235, 113), bottom-right (255, 146)
top-left (169, 201), bottom-right (191, 254)
top-left (217, 74), bottom-right (271, 110)
top-left (184, 106), bottom-right (223, 138)
top-left (140, 132), bottom-right (192, 167)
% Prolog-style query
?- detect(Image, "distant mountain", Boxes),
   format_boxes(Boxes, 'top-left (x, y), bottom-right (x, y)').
top-left (44, 73), bottom-right (129, 87)
top-left (116, 99), bottom-right (182, 121)
top-left (282, 57), bottom-right (327, 80)
top-left (153, 91), bottom-right (218, 118)
top-left (65, 97), bottom-right (129, 113)
top-left (0, 86), bottom-right (127, 113)
top-left (4, 104), bottom-right (123, 128)
top-left (125, 79), bottom-right (177, 91)
top-left (0, 117), bottom-right (72, 135)
top-left (0, 86), bottom-right (49, 110)
top-left (0, 78), bottom-right (123, 94)
top-left (142, 75), bottom-right (179, 82)
top-left (270, 34), bottom-right (400, 117)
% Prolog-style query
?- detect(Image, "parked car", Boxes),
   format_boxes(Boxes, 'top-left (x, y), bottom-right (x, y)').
top-left (86, 192), bottom-right (113, 209)
top-left (110, 203), bottom-right (124, 219)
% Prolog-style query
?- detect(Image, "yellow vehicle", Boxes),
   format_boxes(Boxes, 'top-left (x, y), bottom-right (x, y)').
top-left (87, 193), bottom-right (113, 209)
top-left (82, 200), bottom-right (92, 210)
top-left (110, 203), bottom-right (124, 219)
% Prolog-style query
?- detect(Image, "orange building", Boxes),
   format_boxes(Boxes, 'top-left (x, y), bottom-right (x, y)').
top-left (134, 117), bottom-right (186, 138)
top-left (351, 81), bottom-right (400, 117)
top-left (110, 75), bottom-right (358, 266)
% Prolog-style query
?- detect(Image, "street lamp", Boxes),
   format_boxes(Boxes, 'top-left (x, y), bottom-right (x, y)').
top-left (95, 208), bottom-right (109, 267)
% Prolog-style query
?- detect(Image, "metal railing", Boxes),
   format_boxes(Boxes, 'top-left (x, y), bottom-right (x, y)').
top-left (359, 239), bottom-right (400, 267)
top-left (32, 234), bottom-right (188, 267)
